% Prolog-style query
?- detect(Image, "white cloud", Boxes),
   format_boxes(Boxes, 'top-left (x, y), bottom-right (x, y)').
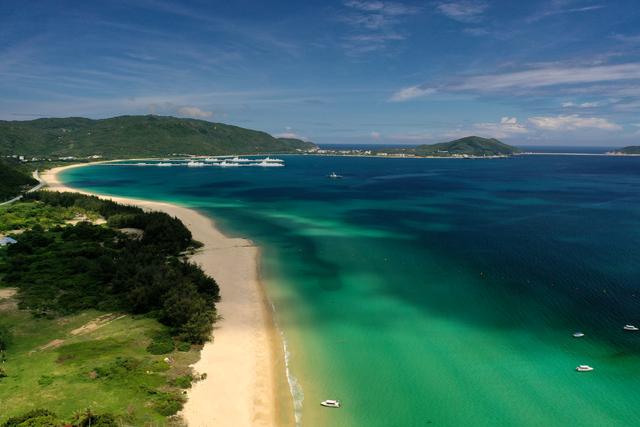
top-left (341, 0), bottom-right (419, 54)
top-left (274, 127), bottom-right (309, 140)
top-left (177, 106), bottom-right (213, 118)
top-left (275, 132), bottom-right (301, 139)
top-left (528, 114), bottom-right (621, 131)
top-left (473, 116), bottom-right (529, 138)
top-left (527, 2), bottom-right (605, 23)
top-left (391, 63), bottom-right (640, 101)
top-left (345, 1), bottom-right (418, 16)
top-left (456, 63), bottom-right (640, 91)
top-left (437, 1), bottom-right (488, 23)
top-left (370, 131), bottom-right (381, 139)
top-left (389, 85), bottom-right (436, 101)
top-left (562, 101), bottom-right (599, 108)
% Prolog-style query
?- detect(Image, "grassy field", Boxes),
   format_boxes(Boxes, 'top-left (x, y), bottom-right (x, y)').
top-left (0, 201), bottom-right (100, 232)
top-left (0, 290), bottom-right (200, 425)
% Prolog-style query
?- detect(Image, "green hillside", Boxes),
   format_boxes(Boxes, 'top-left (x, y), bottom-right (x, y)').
top-left (0, 161), bottom-right (37, 202)
top-left (611, 146), bottom-right (640, 154)
top-left (380, 136), bottom-right (520, 157)
top-left (0, 115), bottom-right (316, 158)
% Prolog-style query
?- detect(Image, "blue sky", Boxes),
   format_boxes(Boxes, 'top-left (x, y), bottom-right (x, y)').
top-left (2, 0), bottom-right (640, 146)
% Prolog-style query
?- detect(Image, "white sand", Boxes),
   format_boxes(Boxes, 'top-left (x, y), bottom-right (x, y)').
top-left (41, 164), bottom-right (285, 427)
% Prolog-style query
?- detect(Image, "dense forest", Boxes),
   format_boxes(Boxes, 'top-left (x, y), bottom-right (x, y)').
top-left (0, 115), bottom-right (316, 158)
top-left (2, 191), bottom-right (219, 344)
top-left (0, 161), bottom-right (37, 202)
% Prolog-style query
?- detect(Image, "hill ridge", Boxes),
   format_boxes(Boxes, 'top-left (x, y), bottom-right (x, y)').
top-left (0, 115), bottom-right (316, 158)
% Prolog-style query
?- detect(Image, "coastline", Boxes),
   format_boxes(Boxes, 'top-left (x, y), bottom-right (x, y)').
top-left (40, 164), bottom-right (290, 427)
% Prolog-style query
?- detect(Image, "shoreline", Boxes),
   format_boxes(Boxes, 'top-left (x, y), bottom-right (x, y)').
top-left (40, 164), bottom-right (290, 427)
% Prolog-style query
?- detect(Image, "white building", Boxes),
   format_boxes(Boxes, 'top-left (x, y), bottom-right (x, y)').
top-left (0, 237), bottom-right (17, 246)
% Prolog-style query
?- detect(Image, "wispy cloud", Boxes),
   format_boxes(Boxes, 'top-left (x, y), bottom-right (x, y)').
top-left (340, 0), bottom-right (420, 54)
top-left (612, 33), bottom-right (640, 44)
top-left (561, 101), bottom-right (599, 108)
top-left (389, 85), bottom-right (436, 101)
top-left (528, 114), bottom-right (621, 131)
top-left (436, 1), bottom-right (488, 23)
top-left (527, 0), bottom-right (605, 23)
top-left (128, 0), bottom-right (300, 57)
top-left (456, 63), bottom-right (640, 91)
top-left (474, 117), bottom-right (528, 138)
top-left (391, 62), bottom-right (640, 101)
top-left (274, 126), bottom-right (309, 141)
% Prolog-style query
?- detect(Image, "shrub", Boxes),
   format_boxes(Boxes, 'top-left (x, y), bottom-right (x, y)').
top-left (146, 332), bottom-right (175, 355)
top-left (37, 375), bottom-right (54, 386)
top-left (172, 374), bottom-right (193, 389)
top-left (93, 357), bottom-right (140, 380)
top-left (1, 409), bottom-right (60, 427)
top-left (0, 324), bottom-right (11, 352)
top-left (176, 342), bottom-right (191, 352)
top-left (154, 394), bottom-right (185, 416)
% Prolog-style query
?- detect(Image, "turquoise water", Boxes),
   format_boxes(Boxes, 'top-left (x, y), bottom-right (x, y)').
top-left (62, 155), bottom-right (640, 426)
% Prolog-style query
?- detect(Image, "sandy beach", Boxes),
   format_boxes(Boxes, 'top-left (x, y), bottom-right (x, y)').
top-left (40, 164), bottom-right (286, 427)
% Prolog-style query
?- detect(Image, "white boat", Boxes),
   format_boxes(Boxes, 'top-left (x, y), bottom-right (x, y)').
top-left (255, 160), bottom-right (284, 167)
top-left (231, 156), bottom-right (252, 162)
top-left (218, 161), bottom-right (241, 167)
top-left (203, 157), bottom-right (219, 162)
top-left (328, 172), bottom-right (343, 179)
top-left (623, 325), bottom-right (639, 331)
top-left (320, 399), bottom-right (341, 408)
top-left (573, 332), bottom-right (585, 338)
top-left (135, 162), bottom-right (148, 166)
top-left (156, 162), bottom-right (173, 167)
top-left (262, 156), bottom-right (284, 163)
top-left (187, 161), bottom-right (206, 167)
top-left (576, 365), bottom-right (594, 372)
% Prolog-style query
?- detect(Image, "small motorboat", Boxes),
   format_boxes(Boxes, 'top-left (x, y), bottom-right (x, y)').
top-left (624, 325), bottom-right (639, 331)
top-left (320, 399), bottom-right (341, 408)
top-left (328, 172), bottom-right (343, 179)
top-left (576, 365), bottom-right (594, 372)
top-left (573, 332), bottom-right (585, 338)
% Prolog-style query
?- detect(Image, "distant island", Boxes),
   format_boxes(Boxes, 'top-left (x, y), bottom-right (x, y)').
top-left (314, 136), bottom-right (521, 158)
top-left (380, 136), bottom-right (520, 157)
top-left (607, 146), bottom-right (640, 155)
top-left (0, 115), bottom-right (317, 159)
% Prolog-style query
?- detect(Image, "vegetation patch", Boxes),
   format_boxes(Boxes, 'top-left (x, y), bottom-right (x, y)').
top-left (146, 331), bottom-right (175, 355)
top-left (0, 193), bottom-right (215, 425)
top-left (3, 191), bottom-right (219, 343)
top-left (0, 161), bottom-right (37, 202)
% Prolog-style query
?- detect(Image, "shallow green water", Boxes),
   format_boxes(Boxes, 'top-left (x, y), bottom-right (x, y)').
top-left (62, 155), bottom-right (640, 426)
